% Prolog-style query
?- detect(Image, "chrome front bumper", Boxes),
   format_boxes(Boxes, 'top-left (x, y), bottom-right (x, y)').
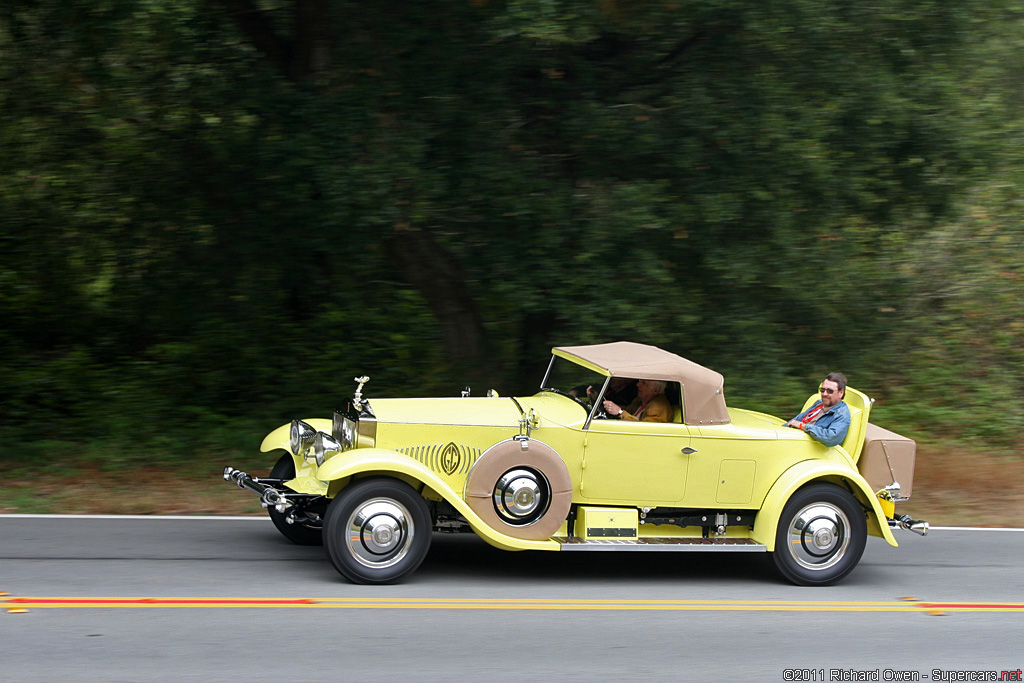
top-left (223, 466), bottom-right (296, 513)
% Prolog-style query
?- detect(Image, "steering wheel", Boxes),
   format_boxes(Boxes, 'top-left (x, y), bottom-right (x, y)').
top-left (545, 387), bottom-right (592, 413)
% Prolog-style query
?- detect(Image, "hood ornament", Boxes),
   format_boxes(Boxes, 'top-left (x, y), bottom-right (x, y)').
top-left (353, 376), bottom-right (370, 410)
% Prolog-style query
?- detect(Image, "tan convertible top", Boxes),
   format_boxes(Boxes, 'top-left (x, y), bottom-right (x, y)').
top-left (553, 341), bottom-right (730, 425)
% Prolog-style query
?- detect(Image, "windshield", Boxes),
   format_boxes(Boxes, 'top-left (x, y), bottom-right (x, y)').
top-left (540, 355), bottom-right (609, 409)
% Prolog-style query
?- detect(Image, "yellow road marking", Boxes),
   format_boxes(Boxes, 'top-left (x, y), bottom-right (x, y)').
top-left (2, 596), bottom-right (1023, 612)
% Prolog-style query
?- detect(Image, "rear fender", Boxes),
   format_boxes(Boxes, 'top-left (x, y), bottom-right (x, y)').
top-left (752, 459), bottom-right (897, 551)
top-left (316, 448), bottom-right (560, 552)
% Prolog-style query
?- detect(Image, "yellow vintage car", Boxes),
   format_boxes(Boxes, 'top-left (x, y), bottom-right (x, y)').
top-left (224, 341), bottom-right (926, 585)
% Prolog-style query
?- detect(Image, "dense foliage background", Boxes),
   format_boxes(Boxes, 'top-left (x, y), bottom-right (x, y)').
top-left (2, 0), bottom-right (1023, 464)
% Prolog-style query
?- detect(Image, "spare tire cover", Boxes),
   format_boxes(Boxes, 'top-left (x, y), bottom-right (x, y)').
top-left (464, 438), bottom-right (573, 541)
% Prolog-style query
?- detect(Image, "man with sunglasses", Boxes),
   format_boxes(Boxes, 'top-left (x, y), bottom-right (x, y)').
top-left (784, 373), bottom-right (850, 447)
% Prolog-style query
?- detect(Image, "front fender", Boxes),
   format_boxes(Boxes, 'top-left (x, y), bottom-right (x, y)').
top-left (751, 459), bottom-right (897, 551)
top-left (259, 419), bottom-right (332, 453)
top-left (317, 448), bottom-right (560, 553)
top-left (259, 419), bottom-right (333, 485)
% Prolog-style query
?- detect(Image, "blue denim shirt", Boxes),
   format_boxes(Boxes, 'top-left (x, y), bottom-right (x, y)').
top-left (789, 400), bottom-right (850, 448)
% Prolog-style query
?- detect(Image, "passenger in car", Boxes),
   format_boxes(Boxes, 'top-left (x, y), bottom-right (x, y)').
top-left (784, 372), bottom-right (851, 447)
top-left (603, 379), bottom-right (674, 423)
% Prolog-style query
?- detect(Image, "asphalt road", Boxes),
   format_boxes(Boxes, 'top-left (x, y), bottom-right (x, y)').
top-left (1, 515), bottom-right (1022, 682)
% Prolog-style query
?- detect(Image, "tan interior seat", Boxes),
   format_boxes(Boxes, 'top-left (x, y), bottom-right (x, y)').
top-left (798, 386), bottom-right (871, 461)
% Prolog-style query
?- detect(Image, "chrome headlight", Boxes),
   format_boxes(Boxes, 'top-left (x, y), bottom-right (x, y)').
top-left (313, 432), bottom-right (342, 467)
top-left (333, 410), bottom-right (357, 450)
top-left (289, 419), bottom-right (316, 457)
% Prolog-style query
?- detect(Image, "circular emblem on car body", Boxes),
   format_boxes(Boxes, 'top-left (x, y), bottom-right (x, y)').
top-left (440, 442), bottom-right (461, 476)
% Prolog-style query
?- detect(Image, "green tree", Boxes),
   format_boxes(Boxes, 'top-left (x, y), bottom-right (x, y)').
top-left (0, 0), bottom-right (1012, 451)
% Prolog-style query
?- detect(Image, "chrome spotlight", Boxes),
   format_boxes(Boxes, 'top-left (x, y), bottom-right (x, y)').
top-left (289, 419), bottom-right (317, 457)
top-left (313, 432), bottom-right (342, 467)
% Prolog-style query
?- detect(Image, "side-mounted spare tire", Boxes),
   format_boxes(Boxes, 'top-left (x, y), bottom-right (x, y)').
top-left (464, 438), bottom-right (573, 541)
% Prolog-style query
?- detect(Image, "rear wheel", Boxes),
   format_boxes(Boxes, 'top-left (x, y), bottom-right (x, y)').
top-left (323, 478), bottom-right (432, 585)
top-left (771, 483), bottom-right (867, 586)
top-left (267, 454), bottom-right (323, 546)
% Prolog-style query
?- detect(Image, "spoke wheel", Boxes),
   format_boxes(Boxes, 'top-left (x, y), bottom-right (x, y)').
top-left (323, 478), bottom-right (431, 585)
top-left (772, 483), bottom-right (867, 586)
top-left (267, 454), bottom-right (323, 546)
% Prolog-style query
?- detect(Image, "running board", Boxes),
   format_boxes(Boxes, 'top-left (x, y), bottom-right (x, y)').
top-left (553, 537), bottom-right (766, 552)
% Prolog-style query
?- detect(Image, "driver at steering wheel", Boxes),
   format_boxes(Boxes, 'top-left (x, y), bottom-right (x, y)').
top-left (572, 376), bottom-right (637, 409)
top-left (602, 379), bottom-right (673, 422)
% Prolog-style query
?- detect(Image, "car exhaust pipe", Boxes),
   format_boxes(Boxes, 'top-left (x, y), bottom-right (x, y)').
top-left (223, 466), bottom-right (293, 512)
top-left (889, 514), bottom-right (929, 536)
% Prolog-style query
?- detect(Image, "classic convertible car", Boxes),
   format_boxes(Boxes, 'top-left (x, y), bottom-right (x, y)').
top-left (224, 342), bottom-right (926, 585)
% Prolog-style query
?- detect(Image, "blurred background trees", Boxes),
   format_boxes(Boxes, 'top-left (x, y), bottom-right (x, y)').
top-left (2, 0), bottom-right (1022, 455)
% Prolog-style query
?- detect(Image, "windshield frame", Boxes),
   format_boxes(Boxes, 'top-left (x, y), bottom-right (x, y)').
top-left (539, 354), bottom-right (613, 428)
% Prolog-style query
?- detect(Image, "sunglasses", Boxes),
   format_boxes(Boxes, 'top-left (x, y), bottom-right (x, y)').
top-left (819, 386), bottom-right (837, 395)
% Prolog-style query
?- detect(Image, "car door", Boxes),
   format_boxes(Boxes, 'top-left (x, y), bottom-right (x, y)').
top-left (579, 419), bottom-right (693, 505)
top-left (681, 417), bottom-right (794, 508)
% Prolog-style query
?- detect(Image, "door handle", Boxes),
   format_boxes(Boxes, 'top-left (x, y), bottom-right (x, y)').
top-left (681, 447), bottom-right (698, 455)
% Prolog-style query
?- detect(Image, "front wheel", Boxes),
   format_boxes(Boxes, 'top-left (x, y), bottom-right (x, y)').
top-left (323, 478), bottom-right (432, 585)
top-left (771, 483), bottom-right (867, 586)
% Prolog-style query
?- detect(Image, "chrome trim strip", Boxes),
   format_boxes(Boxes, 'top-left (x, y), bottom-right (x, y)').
top-left (553, 537), bottom-right (767, 552)
top-left (359, 420), bottom-right (518, 428)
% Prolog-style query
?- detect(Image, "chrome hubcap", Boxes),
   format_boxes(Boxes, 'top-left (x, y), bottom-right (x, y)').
top-left (493, 468), bottom-right (547, 524)
top-left (786, 503), bottom-right (850, 571)
top-left (345, 498), bottom-right (413, 568)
